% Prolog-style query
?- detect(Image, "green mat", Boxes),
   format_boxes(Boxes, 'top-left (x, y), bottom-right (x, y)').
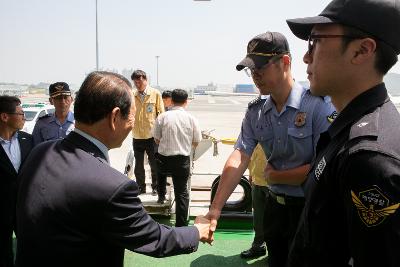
top-left (124, 230), bottom-right (267, 267)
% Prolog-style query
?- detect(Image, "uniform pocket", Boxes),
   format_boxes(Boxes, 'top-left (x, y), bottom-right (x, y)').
top-left (288, 126), bottom-right (313, 139)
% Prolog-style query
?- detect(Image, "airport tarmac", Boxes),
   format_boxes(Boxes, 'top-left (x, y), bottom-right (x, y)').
top-left (108, 94), bottom-right (256, 217)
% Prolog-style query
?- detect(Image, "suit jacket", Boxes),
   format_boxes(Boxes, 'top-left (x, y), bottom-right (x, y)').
top-left (0, 131), bottom-right (33, 231)
top-left (16, 131), bottom-right (199, 267)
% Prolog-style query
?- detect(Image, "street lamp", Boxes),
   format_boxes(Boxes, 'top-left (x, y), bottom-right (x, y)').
top-left (156, 56), bottom-right (160, 87)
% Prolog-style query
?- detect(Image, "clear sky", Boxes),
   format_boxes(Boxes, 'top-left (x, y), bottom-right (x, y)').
top-left (1, 0), bottom-right (400, 88)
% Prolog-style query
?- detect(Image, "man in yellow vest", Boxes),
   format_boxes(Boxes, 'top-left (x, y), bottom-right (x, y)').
top-left (131, 70), bottom-right (164, 195)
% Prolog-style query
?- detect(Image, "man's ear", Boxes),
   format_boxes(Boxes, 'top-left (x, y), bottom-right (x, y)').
top-left (109, 107), bottom-right (120, 131)
top-left (0, 112), bottom-right (8, 123)
top-left (49, 98), bottom-right (53, 105)
top-left (351, 38), bottom-right (376, 64)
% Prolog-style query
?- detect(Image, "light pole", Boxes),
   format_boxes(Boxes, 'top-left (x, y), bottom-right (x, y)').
top-left (155, 55), bottom-right (160, 87)
top-left (95, 0), bottom-right (99, 70)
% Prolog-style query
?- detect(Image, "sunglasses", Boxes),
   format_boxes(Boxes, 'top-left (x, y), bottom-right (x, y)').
top-left (307, 34), bottom-right (365, 54)
top-left (244, 54), bottom-right (285, 77)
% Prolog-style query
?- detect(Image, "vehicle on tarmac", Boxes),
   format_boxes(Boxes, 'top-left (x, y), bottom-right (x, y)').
top-left (21, 103), bottom-right (55, 134)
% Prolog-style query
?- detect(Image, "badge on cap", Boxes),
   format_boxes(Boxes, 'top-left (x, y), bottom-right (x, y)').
top-left (327, 111), bottom-right (338, 123)
top-left (294, 112), bottom-right (306, 127)
top-left (248, 40), bottom-right (259, 53)
top-left (351, 186), bottom-right (399, 227)
top-left (146, 103), bottom-right (154, 113)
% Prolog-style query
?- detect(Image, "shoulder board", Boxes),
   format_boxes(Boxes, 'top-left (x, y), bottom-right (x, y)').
top-left (38, 114), bottom-right (52, 120)
top-left (248, 96), bottom-right (262, 108)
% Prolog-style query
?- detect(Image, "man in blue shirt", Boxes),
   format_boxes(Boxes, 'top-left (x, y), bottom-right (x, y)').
top-left (206, 31), bottom-right (335, 267)
top-left (0, 95), bottom-right (33, 267)
top-left (32, 82), bottom-right (75, 146)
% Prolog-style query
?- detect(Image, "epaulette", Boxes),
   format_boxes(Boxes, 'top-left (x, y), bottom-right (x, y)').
top-left (38, 114), bottom-right (52, 120)
top-left (248, 96), bottom-right (262, 108)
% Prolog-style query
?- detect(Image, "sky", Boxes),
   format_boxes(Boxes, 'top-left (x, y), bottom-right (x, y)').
top-left (1, 0), bottom-right (400, 88)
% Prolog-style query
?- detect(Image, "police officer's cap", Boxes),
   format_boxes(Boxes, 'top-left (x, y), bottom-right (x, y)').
top-left (49, 82), bottom-right (71, 98)
top-left (286, 0), bottom-right (400, 54)
top-left (236, 32), bottom-right (290, 71)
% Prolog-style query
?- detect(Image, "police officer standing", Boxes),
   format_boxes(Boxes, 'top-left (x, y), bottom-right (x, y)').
top-left (131, 70), bottom-right (164, 195)
top-left (32, 82), bottom-right (74, 146)
top-left (286, 0), bottom-right (400, 266)
top-left (205, 31), bottom-right (335, 267)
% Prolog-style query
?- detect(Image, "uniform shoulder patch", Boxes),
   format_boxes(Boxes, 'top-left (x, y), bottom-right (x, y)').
top-left (351, 186), bottom-right (399, 227)
top-left (38, 114), bottom-right (52, 120)
top-left (248, 96), bottom-right (262, 108)
top-left (327, 111), bottom-right (338, 123)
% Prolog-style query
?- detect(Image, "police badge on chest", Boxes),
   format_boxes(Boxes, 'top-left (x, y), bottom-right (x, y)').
top-left (295, 112), bottom-right (306, 127)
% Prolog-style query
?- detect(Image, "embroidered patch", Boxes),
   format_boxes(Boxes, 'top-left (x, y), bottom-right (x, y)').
top-left (248, 96), bottom-right (261, 108)
top-left (314, 156), bottom-right (326, 180)
top-left (146, 103), bottom-right (154, 113)
top-left (351, 187), bottom-right (399, 227)
top-left (295, 112), bottom-right (307, 127)
top-left (327, 111), bottom-right (338, 123)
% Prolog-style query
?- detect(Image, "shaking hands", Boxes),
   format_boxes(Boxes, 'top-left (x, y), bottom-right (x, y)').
top-left (194, 215), bottom-right (215, 245)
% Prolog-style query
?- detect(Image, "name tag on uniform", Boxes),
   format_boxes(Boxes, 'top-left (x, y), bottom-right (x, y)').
top-left (146, 104), bottom-right (154, 113)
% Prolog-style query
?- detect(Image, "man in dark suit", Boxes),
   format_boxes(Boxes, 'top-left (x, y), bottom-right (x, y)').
top-left (0, 96), bottom-right (33, 267)
top-left (16, 71), bottom-right (212, 267)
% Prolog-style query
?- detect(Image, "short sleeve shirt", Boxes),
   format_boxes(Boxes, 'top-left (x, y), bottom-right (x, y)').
top-left (235, 82), bottom-right (335, 196)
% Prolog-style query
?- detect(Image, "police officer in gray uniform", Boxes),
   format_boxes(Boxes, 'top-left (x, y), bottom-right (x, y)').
top-left (206, 31), bottom-right (335, 267)
top-left (286, 0), bottom-right (400, 266)
top-left (32, 82), bottom-right (75, 146)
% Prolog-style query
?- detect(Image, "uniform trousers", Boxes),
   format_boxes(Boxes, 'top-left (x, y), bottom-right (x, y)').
top-left (156, 154), bottom-right (190, 227)
top-left (132, 138), bottom-right (158, 191)
top-left (264, 191), bottom-right (304, 267)
top-left (251, 185), bottom-right (268, 248)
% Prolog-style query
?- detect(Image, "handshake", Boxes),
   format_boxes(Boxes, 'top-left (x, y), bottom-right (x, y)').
top-left (193, 212), bottom-right (218, 245)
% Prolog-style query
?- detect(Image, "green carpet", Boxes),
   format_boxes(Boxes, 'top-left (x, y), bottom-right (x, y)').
top-left (123, 230), bottom-right (267, 267)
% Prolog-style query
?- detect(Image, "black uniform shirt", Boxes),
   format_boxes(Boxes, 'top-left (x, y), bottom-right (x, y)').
top-left (288, 83), bottom-right (400, 267)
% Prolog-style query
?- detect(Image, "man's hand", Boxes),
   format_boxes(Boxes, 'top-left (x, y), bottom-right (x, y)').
top-left (203, 208), bottom-right (221, 245)
top-left (194, 215), bottom-right (214, 245)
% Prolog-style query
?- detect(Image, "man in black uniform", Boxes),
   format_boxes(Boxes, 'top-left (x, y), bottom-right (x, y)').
top-left (286, 0), bottom-right (400, 266)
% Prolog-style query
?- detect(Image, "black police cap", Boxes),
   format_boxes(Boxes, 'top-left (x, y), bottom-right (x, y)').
top-left (286, 0), bottom-right (400, 54)
top-left (236, 32), bottom-right (290, 71)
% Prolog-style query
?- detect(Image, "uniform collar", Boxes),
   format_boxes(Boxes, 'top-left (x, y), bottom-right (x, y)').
top-left (263, 82), bottom-right (304, 113)
top-left (49, 111), bottom-right (74, 123)
top-left (328, 83), bottom-right (389, 139)
top-left (134, 86), bottom-right (150, 97)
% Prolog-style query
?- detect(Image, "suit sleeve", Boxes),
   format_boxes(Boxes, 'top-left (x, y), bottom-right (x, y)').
top-left (340, 151), bottom-right (400, 267)
top-left (101, 180), bottom-right (199, 257)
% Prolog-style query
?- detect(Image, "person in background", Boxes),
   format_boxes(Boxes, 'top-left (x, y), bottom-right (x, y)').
top-left (32, 82), bottom-right (74, 146)
top-left (0, 96), bottom-right (33, 267)
top-left (286, 0), bottom-right (400, 266)
top-left (16, 71), bottom-right (212, 267)
top-left (153, 89), bottom-right (201, 227)
top-left (205, 31), bottom-right (335, 267)
top-left (131, 70), bottom-right (164, 195)
top-left (240, 142), bottom-right (268, 259)
top-left (162, 90), bottom-right (173, 111)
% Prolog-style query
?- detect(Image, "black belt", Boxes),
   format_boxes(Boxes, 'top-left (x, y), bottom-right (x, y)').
top-left (268, 189), bottom-right (305, 206)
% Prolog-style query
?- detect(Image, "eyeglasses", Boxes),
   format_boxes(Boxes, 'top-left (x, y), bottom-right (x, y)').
top-left (244, 55), bottom-right (284, 77)
top-left (307, 34), bottom-right (365, 55)
top-left (7, 112), bottom-right (25, 117)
